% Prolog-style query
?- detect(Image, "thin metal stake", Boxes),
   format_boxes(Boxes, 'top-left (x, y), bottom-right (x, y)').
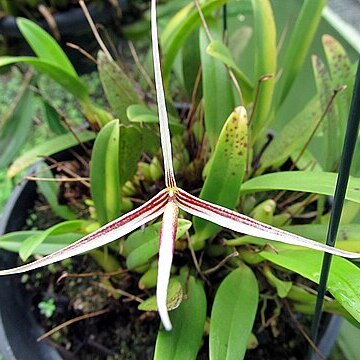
top-left (309, 58), bottom-right (360, 356)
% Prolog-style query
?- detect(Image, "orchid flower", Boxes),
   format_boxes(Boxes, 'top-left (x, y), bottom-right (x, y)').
top-left (0, 0), bottom-right (359, 333)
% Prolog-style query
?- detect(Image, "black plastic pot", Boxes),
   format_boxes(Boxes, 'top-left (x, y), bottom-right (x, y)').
top-left (0, 178), bottom-right (62, 360)
top-left (0, 1), bottom-right (129, 74)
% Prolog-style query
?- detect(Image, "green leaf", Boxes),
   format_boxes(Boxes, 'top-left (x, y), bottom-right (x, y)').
top-left (90, 119), bottom-right (121, 225)
top-left (42, 100), bottom-right (68, 135)
top-left (7, 130), bottom-right (95, 178)
top-left (240, 171), bottom-right (360, 204)
top-left (311, 55), bottom-right (339, 169)
top-left (0, 231), bottom-right (82, 255)
top-left (0, 87), bottom-right (35, 168)
top-left (125, 220), bottom-right (192, 270)
top-left (35, 161), bottom-right (76, 220)
top-left (258, 98), bottom-right (321, 172)
top-left (98, 51), bottom-right (142, 124)
top-left (154, 276), bottom-right (206, 360)
top-left (127, 104), bottom-right (183, 130)
top-left (19, 220), bottom-right (85, 261)
top-left (193, 107), bottom-right (248, 242)
top-left (250, 0), bottom-right (276, 139)
top-left (17, 18), bottom-right (77, 77)
top-left (322, 35), bottom-right (354, 164)
top-left (162, 0), bottom-right (228, 82)
top-left (276, 0), bottom-right (327, 106)
top-left (206, 40), bottom-right (253, 104)
top-left (260, 244), bottom-right (360, 324)
top-left (200, 20), bottom-right (236, 150)
top-left (138, 278), bottom-right (183, 311)
top-left (210, 264), bottom-right (259, 360)
top-left (337, 320), bottom-right (360, 360)
top-left (0, 57), bottom-right (88, 101)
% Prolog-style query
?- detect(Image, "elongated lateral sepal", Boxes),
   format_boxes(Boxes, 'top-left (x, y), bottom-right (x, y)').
top-left (0, 190), bottom-right (168, 276)
top-left (176, 188), bottom-right (360, 259)
top-left (156, 200), bottom-right (179, 331)
top-left (151, 0), bottom-right (176, 187)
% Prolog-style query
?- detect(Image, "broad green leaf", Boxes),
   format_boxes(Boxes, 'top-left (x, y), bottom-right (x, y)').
top-left (154, 276), bottom-right (206, 360)
top-left (276, 0), bottom-right (327, 106)
top-left (210, 264), bottom-right (259, 360)
top-left (260, 244), bottom-right (360, 323)
top-left (206, 40), bottom-right (253, 104)
top-left (19, 220), bottom-right (85, 261)
top-left (290, 149), bottom-right (323, 172)
top-left (0, 231), bottom-right (82, 254)
top-left (90, 119), bottom-right (121, 225)
top-left (250, 0), bottom-right (276, 139)
top-left (0, 57), bottom-right (88, 101)
top-left (162, 0), bottom-right (228, 82)
top-left (42, 100), bottom-right (68, 135)
top-left (98, 51), bottom-right (142, 124)
top-left (337, 320), bottom-right (360, 360)
top-left (17, 18), bottom-right (77, 77)
top-left (311, 55), bottom-right (338, 170)
top-left (138, 278), bottom-right (183, 311)
top-left (193, 107), bottom-right (247, 242)
top-left (7, 130), bottom-right (95, 178)
top-left (240, 171), bottom-right (360, 204)
top-left (119, 125), bottom-right (159, 189)
top-left (0, 87), bottom-right (35, 168)
top-left (125, 220), bottom-right (192, 270)
top-left (200, 20), bottom-right (236, 150)
top-left (35, 161), bottom-right (76, 220)
top-left (258, 98), bottom-right (321, 172)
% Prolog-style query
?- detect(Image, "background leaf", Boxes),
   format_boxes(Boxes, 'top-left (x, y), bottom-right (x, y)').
top-left (210, 264), bottom-right (259, 360)
top-left (199, 19), bottom-right (236, 150)
top-left (17, 17), bottom-right (77, 77)
top-left (98, 51), bottom-right (142, 124)
top-left (90, 119), bottom-right (121, 225)
top-left (0, 86), bottom-right (35, 168)
top-left (154, 275), bottom-right (206, 360)
top-left (240, 171), bottom-right (360, 203)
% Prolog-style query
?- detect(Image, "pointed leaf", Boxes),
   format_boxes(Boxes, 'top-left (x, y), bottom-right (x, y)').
top-left (19, 220), bottom-right (85, 261)
top-left (7, 130), bottom-right (95, 178)
top-left (0, 87), bottom-right (35, 168)
top-left (0, 231), bottom-right (82, 255)
top-left (200, 20), bottom-right (236, 150)
top-left (250, 0), bottom-right (276, 139)
top-left (260, 244), bottom-right (360, 323)
top-left (276, 0), bottom-right (327, 106)
top-left (42, 100), bottom-right (68, 135)
top-left (90, 119), bottom-right (121, 225)
top-left (162, 0), bottom-right (229, 82)
top-left (210, 264), bottom-right (258, 360)
top-left (194, 107), bottom-right (248, 241)
top-left (206, 40), bottom-right (253, 104)
top-left (17, 18), bottom-right (77, 77)
top-left (154, 276), bottom-right (206, 360)
top-left (0, 57), bottom-right (88, 101)
top-left (240, 171), bottom-right (360, 204)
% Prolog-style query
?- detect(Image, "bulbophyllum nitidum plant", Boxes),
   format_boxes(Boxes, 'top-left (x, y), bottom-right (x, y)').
top-left (1, 0), bottom-right (360, 358)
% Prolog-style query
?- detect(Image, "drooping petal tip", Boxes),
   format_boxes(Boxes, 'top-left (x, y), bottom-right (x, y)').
top-left (156, 201), bottom-right (179, 331)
